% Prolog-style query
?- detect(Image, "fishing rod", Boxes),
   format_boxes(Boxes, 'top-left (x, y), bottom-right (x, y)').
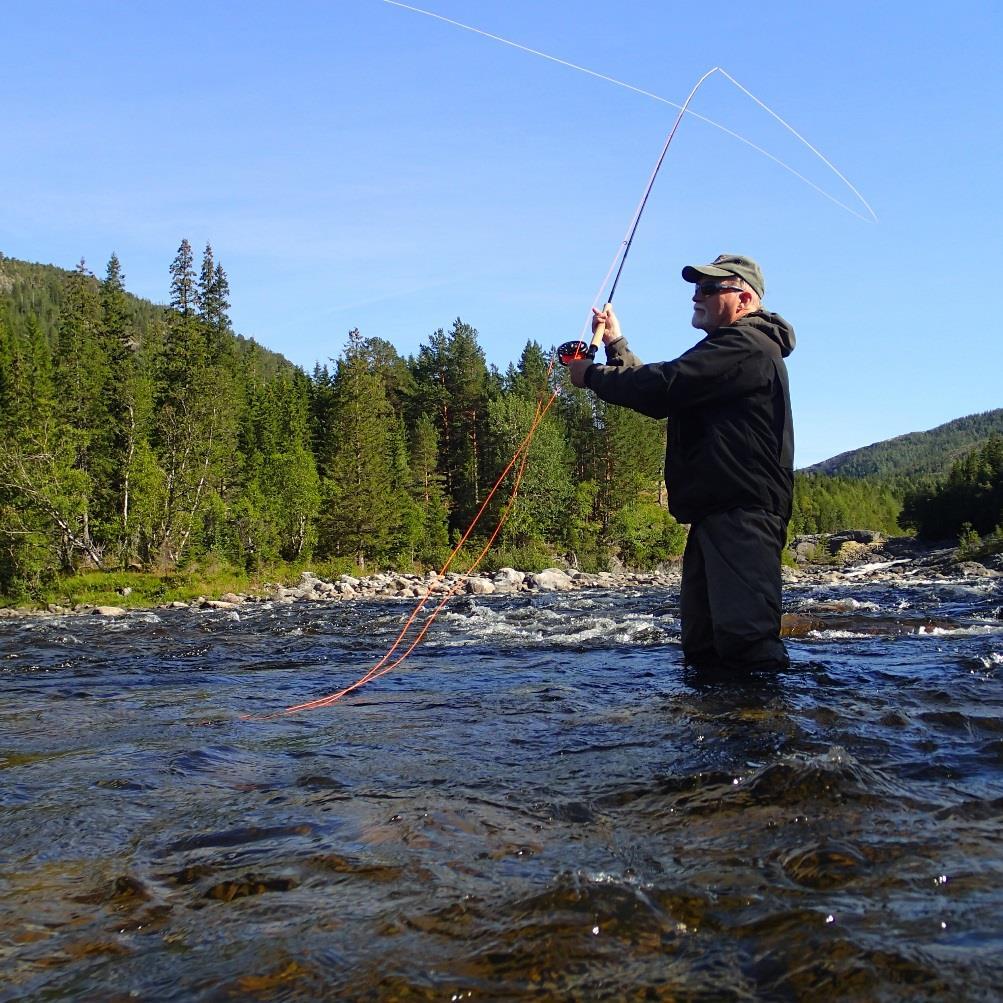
top-left (556, 67), bottom-right (718, 368)
top-left (266, 29), bottom-right (875, 714)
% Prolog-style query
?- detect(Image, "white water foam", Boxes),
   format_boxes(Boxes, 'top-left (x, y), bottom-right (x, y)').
top-left (916, 624), bottom-right (1001, 638)
top-left (807, 629), bottom-right (874, 640)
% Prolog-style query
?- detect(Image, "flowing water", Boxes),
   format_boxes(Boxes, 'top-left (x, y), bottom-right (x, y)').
top-left (2, 572), bottom-right (1002, 1001)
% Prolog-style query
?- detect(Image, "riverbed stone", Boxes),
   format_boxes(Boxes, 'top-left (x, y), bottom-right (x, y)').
top-left (466, 577), bottom-right (495, 595)
top-left (493, 567), bottom-right (525, 587)
top-left (91, 606), bottom-right (127, 617)
top-left (528, 568), bottom-right (574, 591)
top-left (956, 560), bottom-right (1000, 578)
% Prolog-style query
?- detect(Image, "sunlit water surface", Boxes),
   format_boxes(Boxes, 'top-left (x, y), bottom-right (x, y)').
top-left (2, 576), bottom-right (1002, 1001)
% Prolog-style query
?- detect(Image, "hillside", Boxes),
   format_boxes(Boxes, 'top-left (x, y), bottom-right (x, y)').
top-left (0, 252), bottom-right (296, 379)
top-left (803, 409), bottom-right (1003, 481)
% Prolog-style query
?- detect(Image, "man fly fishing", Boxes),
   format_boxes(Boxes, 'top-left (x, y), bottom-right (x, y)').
top-left (568, 254), bottom-right (795, 672)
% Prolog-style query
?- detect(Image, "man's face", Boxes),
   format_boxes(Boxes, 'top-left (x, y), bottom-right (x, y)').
top-left (690, 277), bottom-right (748, 332)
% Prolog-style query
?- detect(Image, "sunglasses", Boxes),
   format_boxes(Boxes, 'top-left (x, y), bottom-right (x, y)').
top-left (694, 280), bottom-right (744, 297)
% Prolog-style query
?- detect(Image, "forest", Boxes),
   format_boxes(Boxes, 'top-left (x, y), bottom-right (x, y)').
top-left (0, 245), bottom-right (994, 601)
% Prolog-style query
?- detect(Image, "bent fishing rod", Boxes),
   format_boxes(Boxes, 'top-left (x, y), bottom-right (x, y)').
top-left (557, 66), bottom-right (718, 368)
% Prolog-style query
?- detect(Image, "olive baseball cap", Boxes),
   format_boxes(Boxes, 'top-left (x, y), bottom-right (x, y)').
top-left (681, 254), bottom-right (764, 298)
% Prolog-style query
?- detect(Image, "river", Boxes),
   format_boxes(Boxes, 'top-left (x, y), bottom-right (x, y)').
top-left (2, 570), bottom-right (1002, 1000)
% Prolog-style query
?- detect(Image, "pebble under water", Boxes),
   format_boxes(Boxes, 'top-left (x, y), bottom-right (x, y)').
top-left (2, 572), bottom-right (1002, 1001)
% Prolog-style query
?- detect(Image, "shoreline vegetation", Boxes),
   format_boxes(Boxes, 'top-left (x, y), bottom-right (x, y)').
top-left (1, 532), bottom-right (999, 620)
top-left (4, 251), bottom-right (1000, 611)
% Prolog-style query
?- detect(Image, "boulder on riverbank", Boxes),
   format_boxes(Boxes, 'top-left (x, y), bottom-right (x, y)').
top-left (261, 564), bottom-right (682, 607)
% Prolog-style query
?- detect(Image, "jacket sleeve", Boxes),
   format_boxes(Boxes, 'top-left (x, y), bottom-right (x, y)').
top-left (602, 336), bottom-right (645, 368)
top-left (587, 328), bottom-right (774, 419)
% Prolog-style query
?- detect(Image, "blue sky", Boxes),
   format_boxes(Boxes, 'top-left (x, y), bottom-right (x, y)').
top-left (2, 0), bottom-right (1000, 466)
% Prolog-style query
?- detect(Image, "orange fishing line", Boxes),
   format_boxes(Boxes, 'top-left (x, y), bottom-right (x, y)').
top-left (268, 48), bottom-right (850, 717)
top-left (279, 382), bottom-right (559, 714)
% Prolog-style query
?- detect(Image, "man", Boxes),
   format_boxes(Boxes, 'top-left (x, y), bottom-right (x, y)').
top-left (569, 254), bottom-right (795, 672)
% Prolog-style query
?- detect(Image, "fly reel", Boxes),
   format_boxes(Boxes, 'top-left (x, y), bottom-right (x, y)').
top-left (556, 340), bottom-right (597, 366)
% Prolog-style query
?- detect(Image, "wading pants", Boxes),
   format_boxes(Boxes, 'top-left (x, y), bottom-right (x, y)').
top-left (680, 507), bottom-right (789, 671)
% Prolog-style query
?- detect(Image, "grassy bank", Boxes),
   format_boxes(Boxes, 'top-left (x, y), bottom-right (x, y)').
top-left (0, 559), bottom-right (357, 612)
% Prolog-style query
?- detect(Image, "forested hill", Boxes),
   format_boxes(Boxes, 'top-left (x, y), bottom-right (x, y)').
top-left (804, 409), bottom-right (1003, 481)
top-left (0, 243), bottom-right (988, 600)
top-left (0, 253), bottom-right (293, 379)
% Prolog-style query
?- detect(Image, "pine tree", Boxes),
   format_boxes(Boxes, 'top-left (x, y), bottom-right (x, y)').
top-left (358, 335), bottom-right (415, 420)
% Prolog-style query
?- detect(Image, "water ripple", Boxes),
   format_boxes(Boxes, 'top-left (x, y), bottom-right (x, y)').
top-left (1, 578), bottom-right (1001, 999)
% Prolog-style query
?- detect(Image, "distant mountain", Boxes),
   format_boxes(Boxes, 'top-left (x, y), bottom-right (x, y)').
top-left (803, 409), bottom-right (1003, 481)
top-left (0, 252), bottom-right (297, 379)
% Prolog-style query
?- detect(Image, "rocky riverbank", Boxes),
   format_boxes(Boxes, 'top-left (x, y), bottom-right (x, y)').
top-left (0, 534), bottom-right (998, 620)
top-left (786, 530), bottom-right (1002, 583)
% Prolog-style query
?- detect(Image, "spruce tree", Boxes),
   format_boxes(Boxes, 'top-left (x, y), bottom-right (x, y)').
top-left (408, 413), bottom-right (450, 565)
top-left (412, 319), bottom-right (492, 532)
top-left (100, 254), bottom-right (159, 565)
top-left (316, 330), bottom-right (412, 568)
top-left (197, 243), bottom-right (233, 361)
top-left (170, 239), bottom-right (196, 318)
top-left (148, 240), bottom-right (239, 567)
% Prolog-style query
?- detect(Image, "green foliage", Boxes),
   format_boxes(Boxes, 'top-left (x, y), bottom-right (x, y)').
top-left (957, 523), bottom-right (982, 559)
top-left (609, 501), bottom-right (687, 569)
top-left (485, 392), bottom-right (574, 551)
top-left (17, 245), bottom-right (998, 604)
top-left (481, 540), bottom-right (557, 574)
top-left (407, 413), bottom-right (450, 568)
top-left (902, 435), bottom-right (1003, 541)
top-left (790, 473), bottom-right (903, 537)
top-left (411, 319), bottom-right (493, 532)
top-left (315, 330), bottom-right (417, 568)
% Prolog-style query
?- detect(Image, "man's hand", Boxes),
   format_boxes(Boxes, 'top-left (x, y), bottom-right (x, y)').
top-left (568, 359), bottom-right (592, 388)
top-left (592, 304), bottom-right (622, 345)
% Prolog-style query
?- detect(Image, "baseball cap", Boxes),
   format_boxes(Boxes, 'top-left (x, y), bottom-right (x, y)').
top-left (681, 254), bottom-right (765, 298)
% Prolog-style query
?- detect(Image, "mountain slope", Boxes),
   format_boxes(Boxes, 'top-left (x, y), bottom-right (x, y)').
top-left (804, 409), bottom-right (1003, 480)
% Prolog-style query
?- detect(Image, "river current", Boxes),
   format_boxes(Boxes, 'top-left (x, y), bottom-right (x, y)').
top-left (2, 571), bottom-right (1002, 1001)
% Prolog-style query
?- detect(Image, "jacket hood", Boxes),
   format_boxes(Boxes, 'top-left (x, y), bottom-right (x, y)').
top-left (741, 310), bottom-right (796, 357)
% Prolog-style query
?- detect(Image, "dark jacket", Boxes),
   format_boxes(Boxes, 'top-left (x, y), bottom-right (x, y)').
top-left (585, 310), bottom-right (795, 525)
